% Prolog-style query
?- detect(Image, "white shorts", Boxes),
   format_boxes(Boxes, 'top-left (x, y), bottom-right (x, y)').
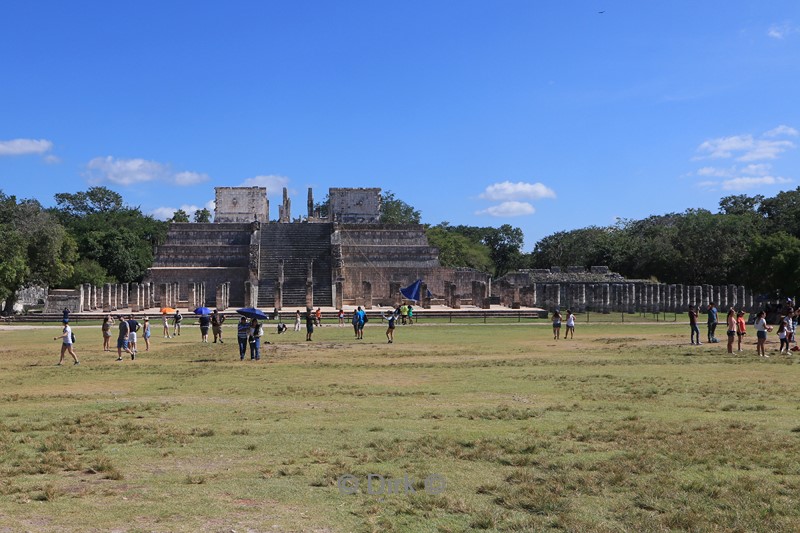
top-left (129, 332), bottom-right (137, 343)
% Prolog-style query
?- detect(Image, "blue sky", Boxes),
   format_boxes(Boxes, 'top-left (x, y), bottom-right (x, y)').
top-left (2, 1), bottom-right (799, 249)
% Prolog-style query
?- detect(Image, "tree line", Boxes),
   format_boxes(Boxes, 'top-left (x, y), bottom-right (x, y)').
top-left (3, 186), bottom-right (797, 313)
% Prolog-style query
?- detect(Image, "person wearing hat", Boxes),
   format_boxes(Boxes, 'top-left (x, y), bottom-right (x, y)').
top-left (54, 319), bottom-right (79, 365)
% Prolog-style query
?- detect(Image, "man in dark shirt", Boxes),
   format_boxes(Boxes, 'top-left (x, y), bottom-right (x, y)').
top-left (305, 308), bottom-right (315, 341)
top-left (689, 304), bottom-right (701, 345)
top-left (117, 317), bottom-right (134, 361)
top-left (211, 309), bottom-right (225, 343)
top-left (199, 313), bottom-right (211, 343)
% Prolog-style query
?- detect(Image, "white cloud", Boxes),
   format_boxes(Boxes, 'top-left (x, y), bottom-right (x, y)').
top-left (695, 130), bottom-right (796, 162)
top-left (740, 163), bottom-right (771, 176)
top-left (85, 156), bottom-right (209, 186)
top-left (240, 174), bottom-right (290, 191)
top-left (764, 124), bottom-right (799, 138)
top-left (696, 166), bottom-right (734, 178)
top-left (479, 181), bottom-right (556, 201)
top-left (0, 138), bottom-right (54, 156)
top-left (767, 22), bottom-right (797, 39)
top-left (721, 176), bottom-right (792, 191)
top-left (476, 201), bottom-right (536, 217)
top-left (697, 176), bottom-right (792, 192)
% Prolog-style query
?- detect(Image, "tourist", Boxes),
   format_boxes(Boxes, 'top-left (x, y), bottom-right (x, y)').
top-left (783, 308), bottom-right (795, 348)
top-left (356, 306), bottom-right (366, 339)
top-left (338, 309), bottom-right (345, 327)
top-left (726, 307), bottom-right (736, 354)
top-left (754, 310), bottom-right (770, 358)
top-left (407, 305), bottom-right (414, 324)
top-left (736, 310), bottom-right (747, 352)
top-left (707, 302), bottom-right (718, 343)
top-left (277, 322), bottom-right (287, 334)
top-left (315, 307), bottom-right (322, 327)
top-left (173, 309), bottom-right (182, 336)
top-left (400, 304), bottom-right (408, 325)
top-left (54, 319), bottom-right (79, 365)
top-left (294, 310), bottom-right (301, 332)
top-left (306, 307), bottom-right (315, 341)
top-left (351, 309), bottom-right (360, 338)
top-left (564, 309), bottom-right (575, 339)
top-left (117, 316), bottom-right (134, 361)
top-left (102, 314), bottom-right (114, 351)
top-left (198, 312), bottom-right (211, 343)
top-left (62, 307), bottom-right (71, 323)
top-left (552, 309), bottom-right (562, 340)
top-left (211, 309), bottom-right (225, 343)
top-left (142, 317), bottom-right (151, 351)
top-left (384, 309), bottom-right (396, 343)
top-left (127, 315), bottom-right (140, 357)
top-left (248, 318), bottom-right (262, 360)
top-left (777, 317), bottom-right (789, 354)
top-left (162, 312), bottom-right (171, 338)
top-left (237, 316), bottom-right (249, 360)
top-left (689, 305), bottom-right (701, 345)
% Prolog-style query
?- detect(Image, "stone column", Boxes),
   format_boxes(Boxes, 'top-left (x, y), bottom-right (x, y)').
top-left (362, 281), bottom-right (373, 309)
top-left (451, 282), bottom-right (461, 309)
top-left (334, 280), bottom-right (344, 310)
top-left (420, 282), bottom-right (431, 309)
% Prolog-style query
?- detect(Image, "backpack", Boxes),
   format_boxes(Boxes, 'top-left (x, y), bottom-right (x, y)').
top-left (363, 314), bottom-right (369, 324)
top-left (71, 332), bottom-right (76, 344)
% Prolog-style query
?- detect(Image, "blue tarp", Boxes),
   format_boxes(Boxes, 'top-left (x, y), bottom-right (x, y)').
top-left (400, 279), bottom-right (431, 302)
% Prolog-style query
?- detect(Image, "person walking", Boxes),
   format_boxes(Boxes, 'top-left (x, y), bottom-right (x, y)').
top-left (707, 302), bottom-right (718, 343)
top-left (237, 316), bottom-right (249, 360)
top-left (754, 310), bottom-right (770, 358)
top-left (127, 315), bottom-right (140, 358)
top-left (294, 310), bottom-right (301, 332)
top-left (173, 309), bottom-right (182, 336)
top-left (54, 319), bottom-right (79, 365)
top-left (351, 309), bottom-right (360, 338)
top-left (198, 313), bottom-right (211, 343)
top-left (102, 314), bottom-right (114, 351)
top-left (356, 306), bottom-right (366, 340)
top-left (315, 307), bottom-right (322, 327)
top-left (736, 310), bottom-right (747, 352)
top-left (117, 316), bottom-right (134, 361)
top-left (162, 312), bottom-right (171, 338)
top-left (726, 307), bottom-right (736, 354)
top-left (552, 309), bottom-right (562, 340)
top-left (248, 318), bottom-right (262, 360)
top-left (306, 307), bottom-right (315, 341)
top-left (564, 309), bottom-right (575, 339)
top-left (142, 317), bottom-right (152, 351)
top-left (777, 317), bottom-right (789, 354)
top-left (338, 309), bottom-right (345, 327)
top-left (689, 305), bottom-right (701, 345)
top-left (211, 309), bottom-right (225, 343)
top-left (384, 309), bottom-right (397, 343)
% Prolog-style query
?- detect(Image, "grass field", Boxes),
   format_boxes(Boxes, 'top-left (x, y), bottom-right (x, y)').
top-left (1, 320), bottom-right (799, 532)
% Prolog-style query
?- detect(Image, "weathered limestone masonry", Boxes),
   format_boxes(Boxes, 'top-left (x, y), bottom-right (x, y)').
top-left (494, 267), bottom-right (755, 313)
top-left (215, 187), bottom-right (269, 222)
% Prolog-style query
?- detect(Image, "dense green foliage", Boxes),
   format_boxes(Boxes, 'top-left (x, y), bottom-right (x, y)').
top-left (529, 188), bottom-right (800, 297)
top-left (0, 191), bottom-right (78, 311)
top-left (50, 187), bottom-right (169, 286)
top-left (379, 190), bottom-right (421, 224)
top-left (426, 223), bottom-right (525, 277)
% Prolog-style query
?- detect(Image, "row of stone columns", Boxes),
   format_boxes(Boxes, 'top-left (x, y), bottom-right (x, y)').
top-left (215, 282), bottom-right (231, 311)
top-left (496, 282), bottom-right (754, 313)
top-left (76, 283), bottom-right (157, 313)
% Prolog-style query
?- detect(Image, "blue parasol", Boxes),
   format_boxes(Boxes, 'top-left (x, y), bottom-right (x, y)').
top-left (236, 307), bottom-right (269, 320)
top-left (194, 306), bottom-right (211, 316)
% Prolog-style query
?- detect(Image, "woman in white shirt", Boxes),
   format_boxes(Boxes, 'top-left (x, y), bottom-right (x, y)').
top-left (54, 319), bottom-right (80, 365)
top-left (754, 310), bottom-right (770, 358)
top-left (565, 310), bottom-right (575, 339)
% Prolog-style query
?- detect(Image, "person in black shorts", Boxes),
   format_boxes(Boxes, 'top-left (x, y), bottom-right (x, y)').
top-left (305, 307), bottom-right (315, 341)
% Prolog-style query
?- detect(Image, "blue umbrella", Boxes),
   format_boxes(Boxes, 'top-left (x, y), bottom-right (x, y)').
top-left (194, 306), bottom-right (211, 316)
top-left (237, 307), bottom-right (269, 320)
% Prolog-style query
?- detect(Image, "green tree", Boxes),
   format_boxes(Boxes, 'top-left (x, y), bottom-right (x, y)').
top-left (758, 187), bottom-right (800, 238)
top-left (170, 209), bottom-right (190, 223)
top-left (483, 224), bottom-right (524, 277)
top-left (193, 208), bottom-right (212, 223)
top-left (738, 232), bottom-right (800, 297)
top-left (380, 191), bottom-right (421, 224)
top-left (61, 259), bottom-right (111, 288)
top-left (54, 186), bottom-right (124, 219)
top-left (426, 224), bottom-right (493, 272)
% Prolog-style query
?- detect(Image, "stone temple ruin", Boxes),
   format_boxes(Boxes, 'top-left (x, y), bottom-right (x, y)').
top-left (141, 186), bottom-right (491, 311)
top-left (42, 186), bottom-right (758, 314)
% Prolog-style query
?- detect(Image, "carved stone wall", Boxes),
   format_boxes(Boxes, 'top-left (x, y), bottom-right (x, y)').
top-left (215, 187), bottom-right (269, 223)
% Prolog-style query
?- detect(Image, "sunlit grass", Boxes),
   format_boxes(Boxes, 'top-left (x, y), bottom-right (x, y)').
top-left (0, 320), bottom-right (798, 531)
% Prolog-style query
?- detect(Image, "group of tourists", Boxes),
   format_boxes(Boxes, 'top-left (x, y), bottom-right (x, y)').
top-left (689, 301), bottom-right (798, 358)
top-left (550, 309), bottom-right (576, 340)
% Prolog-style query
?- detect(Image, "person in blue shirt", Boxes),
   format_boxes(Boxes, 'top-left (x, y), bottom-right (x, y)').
top-left (707, 302), bottom-right (718, 343)
top-left (384, 309), bottom-right (397, 343)
top-left (356, 306), bottom-right (366, 340)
